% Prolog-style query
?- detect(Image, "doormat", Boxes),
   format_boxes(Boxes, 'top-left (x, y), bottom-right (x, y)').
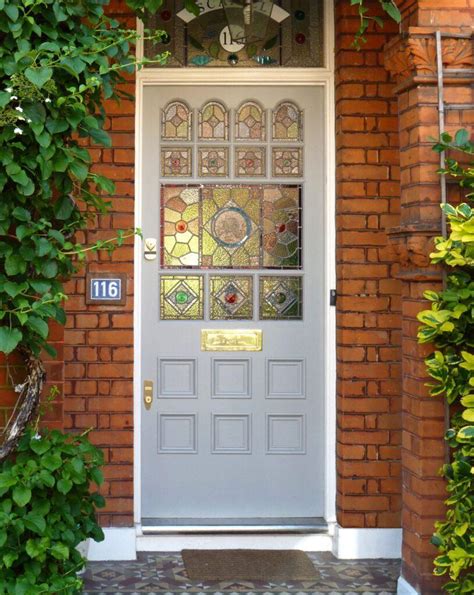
top-left (181, 549), bottom-right (319, 581)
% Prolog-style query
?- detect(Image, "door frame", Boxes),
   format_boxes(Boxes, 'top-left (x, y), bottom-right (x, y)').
top-left (133, 0), bottom-right (336, 535)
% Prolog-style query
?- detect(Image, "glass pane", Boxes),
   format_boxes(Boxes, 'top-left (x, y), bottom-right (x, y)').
top-left (161, 100), bottom-right (192, 141)
top-left (201, 186), bottom-right (261, 268)
top-left (144, 1), bottom-right (324, 68)
top-left (235, 146), bottom-right (266, 177)
top-left (198, 147), bottom-right (229, 177)
top-left (259, 276), bottom-right (302, 320)
top-left (235, 101), bottom-right (266, 141)
top-left (210, 276), bottom-right (254, 320)
top-left (272, 102), bottom-right (302, 141)
top-left (161, 186), bottom-right (200, 267)
top-left (272, 147), bottom-right (303, 177)
top-left (161, 184), bottom-right (301, 269)
top-left (160, 275), bottom-right (204, 319)
top-left (199, 101), bottom-right (229, 141)
top-left (263, 186), bottom-right (301, 267)
top-left (161, 147), bottom-right (192, 177)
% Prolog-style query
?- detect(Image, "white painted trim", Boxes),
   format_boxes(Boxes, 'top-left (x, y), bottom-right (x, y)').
top-left (333, 527), bottom-right (402, 560)
top-left (133, 0), bottom-right (337, 536)
top-left (88, 528), bottom-right (137, 561)
top-left (137, 533), bottom-right (333, 553)
top-left (397, 576), bottom-right (419, 595)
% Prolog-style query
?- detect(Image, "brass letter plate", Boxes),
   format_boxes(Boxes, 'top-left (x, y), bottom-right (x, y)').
top-left (201, 329), bottom-right (263, 352)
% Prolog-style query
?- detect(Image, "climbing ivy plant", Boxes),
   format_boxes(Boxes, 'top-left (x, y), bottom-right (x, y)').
top-left (417, 130), bottom-right (474, 594)
top-left (350, 0), bottom-right (401, 47)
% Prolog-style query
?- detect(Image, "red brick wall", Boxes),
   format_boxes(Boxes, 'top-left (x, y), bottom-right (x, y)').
top-left (335, 0), bottom-right (402, 529)
top-left (63, 0), bottom-right (136, 527)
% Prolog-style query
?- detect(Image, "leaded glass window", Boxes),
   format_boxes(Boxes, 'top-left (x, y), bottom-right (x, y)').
top-left (199, 101), bottom-right (229, 141)
top-left (161, 184), bottom-right (301, 269)
top-left (161, 100), bottom-right (192, 141)
top-left (144, 1), bottom-right (324, 68)
top-left (235, 101), bottom-right (266, 141)
top-left (272, 101), bottom-right (302, 141)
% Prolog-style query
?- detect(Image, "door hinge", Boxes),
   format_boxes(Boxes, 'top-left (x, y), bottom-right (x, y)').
top-left (330, 289), bottom-right (337, 306)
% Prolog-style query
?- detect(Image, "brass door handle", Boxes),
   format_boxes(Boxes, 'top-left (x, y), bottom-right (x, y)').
top-left (144, 380), bottom-right (153, 410)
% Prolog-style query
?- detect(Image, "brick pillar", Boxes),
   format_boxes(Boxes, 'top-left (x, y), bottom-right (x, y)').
top-left (384, 7), bottom-right (474, 592)
top-left (335, 0), bottom-right (402, 530)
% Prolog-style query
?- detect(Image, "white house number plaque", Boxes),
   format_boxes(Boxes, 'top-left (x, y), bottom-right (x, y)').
top-left (86, 273), bottom-right (127, 306)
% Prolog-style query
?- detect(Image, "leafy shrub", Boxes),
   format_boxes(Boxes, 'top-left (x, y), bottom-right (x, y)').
top-left (0, 427), bottom-right (105, 594)
top-left (417, 130), bottom-right (474, 594)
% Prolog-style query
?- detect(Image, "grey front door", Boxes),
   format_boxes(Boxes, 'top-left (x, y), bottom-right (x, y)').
top-left (141, 85), bottom-right (326, 521)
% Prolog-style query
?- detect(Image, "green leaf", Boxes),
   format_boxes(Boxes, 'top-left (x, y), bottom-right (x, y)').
top-left (24, 512), bottom-right (46, 535)
top-left (30, 280), bottom-right (51, 294)
top-left (54, 195), bottom-right (75, 220)
top-left (4, 3), bottom-right (19, 20)
top-left (41, 453), bottom-right (62, 471)
top-left (0, 327), bottom-right (22, 354)
top-left (12, 207), bottom-right (31, 222)
top-left (25, 539), bottom-right (42, 559)
top-left (13, 486), bottom-right (32, 507)
top-left (24, 67), bottom-right (53, 89)
top-left (5, 253), bottom-right (26, 276)
top-left (26, 316), bottom-right (49, 340)
top-left (3, 552), bottom-right (18, 568)
top-left (455, 128), bottom-right (469, 146)
top-left (89, 127), bottom-right (112, 147)
top-left (57, 478), bottom-right (73, 494)
top-left (50, 542), bottom-right (69, 560)
top-left (69, 160), bottom-right (89, 182)
top-left (381, 1), bottom-right (401, 23)
top-left (41, 260), bottom-right (58, 279)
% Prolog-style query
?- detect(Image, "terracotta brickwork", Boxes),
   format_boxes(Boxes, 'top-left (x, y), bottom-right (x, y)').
top-left (335, 0), bottom-right (402, 529)
top-left (63, 0), bottom-right (136, 527)
top-left (385, 4), bottom-right (474, 590)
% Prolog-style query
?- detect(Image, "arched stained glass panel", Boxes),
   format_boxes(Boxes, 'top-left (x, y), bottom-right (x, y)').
top-left (235, 101), bottom-right (266, 142)
top-left (198, 101), bottom-right (229, 141)
top-left (272, 102), bottom-right (302, 142)
top-left (162, 100), bottom-right (192, 141)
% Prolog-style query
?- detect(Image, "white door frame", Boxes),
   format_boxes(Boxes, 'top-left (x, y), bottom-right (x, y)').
top-left (133, 0), bottom-right (336, 539)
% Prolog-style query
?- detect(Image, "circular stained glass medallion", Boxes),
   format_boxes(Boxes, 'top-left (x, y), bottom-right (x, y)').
top-left (211, 207), bottom-right (252, 248)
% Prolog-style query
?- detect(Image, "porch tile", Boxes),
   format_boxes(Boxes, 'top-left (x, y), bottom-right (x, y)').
top-left (83, 553), bottom-right (400, 594)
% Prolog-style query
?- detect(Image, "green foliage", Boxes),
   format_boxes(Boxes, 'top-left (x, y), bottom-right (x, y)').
top-left (0, 0), bottom-right (165, 357)
top-left (417, 130), bottom-right (474, 593)
top-left (0, 427), bottom-right (105, 594)
top-left (350, 0), bottom-right (401, 48)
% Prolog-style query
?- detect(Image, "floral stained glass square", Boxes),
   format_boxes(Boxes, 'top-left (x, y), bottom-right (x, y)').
top-left (272, 148), bottom-right (303, 177)
top-left (160, 275), bottom-right (204, 320)
top-left (201, 186), bottom-right (261, 268)
top-left (210, 276), bottom-right (253, 320)
top-left (161, 186), bottom-right (200, 267)
top-left (259, 276), bottom-right (303, 320)
top-left (198, 147), bottom-right (229, 177)
top-left (161, 148), bottom-right (192, 177)
top-left (235, 147), bottom-right (266, 177)
top-left (263, 186), bottom-right (301, 268)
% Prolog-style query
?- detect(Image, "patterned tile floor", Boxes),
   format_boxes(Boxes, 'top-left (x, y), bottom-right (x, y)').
top-left (82, 552), bottom-right (400, 595)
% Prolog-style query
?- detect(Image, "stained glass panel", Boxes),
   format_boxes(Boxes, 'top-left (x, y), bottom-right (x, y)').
top-left (263, 186), bottom-right (301, 268)
top-left (272, 102), bottom-right (302, 141)
top-left (235, 147), bottom-right (266, 177)
top-left (236, 101), bottom-right (266, 141)
top-left (160, 275), bottom-right (204, 320)
top-left (161, 148), bottom-right (192, 177)
top-left (144, 1), bottom-right (324, 68)
top-left (199, 101), bottom-right (229, 141)
top-left (198, 147), bottom-right (229, 177)
top-left (259, 276), bottom-right (302, 320)
top-left (201, 186), bottom-right (261, 268)
top-left (161, 186), bottom-right (200, 267)
top-left (161, 184), bottom-right (301, 270)
top-left (161, 100), bottom-right (192, 141)
top-left (210, 276), bottom-right (254, 320)
top-left (272, 147), bottom-right (303, 177)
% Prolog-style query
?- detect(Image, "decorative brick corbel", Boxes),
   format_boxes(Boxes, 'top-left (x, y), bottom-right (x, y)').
top-left (384, 27), bottom-right (473, 92)
top-left (386, 224), bottom-right (442, 281)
